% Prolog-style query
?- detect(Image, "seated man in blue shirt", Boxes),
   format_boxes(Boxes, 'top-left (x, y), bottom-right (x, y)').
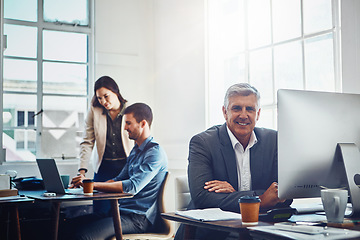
top-left (64, 102), bottom-right (168, 240)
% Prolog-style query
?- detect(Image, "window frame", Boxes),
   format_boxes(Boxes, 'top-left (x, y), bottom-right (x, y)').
top-left (0, 0), bottom-right (95, 163)
top-left (206, 0), bottom-right (342, 129)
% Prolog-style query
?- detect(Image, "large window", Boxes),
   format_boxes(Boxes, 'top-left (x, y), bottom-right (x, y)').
top-left (1, 0), bottom-right (93, 161)
top-left (207, 0), bottom-right (341, 129)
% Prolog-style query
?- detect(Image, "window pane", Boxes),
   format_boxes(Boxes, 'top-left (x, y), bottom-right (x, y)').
top-left (274, 41), bottom-right (303, 91)
top-left (44, 0), bottom-right (89, 26)
top-left (43, 62), bottom-right (87, 95)
top-left (257, 108), bottom-right (275, 130)
top-left (304, 34), bottom-right (335, 92)
top-left (224, 54), bottom-right (246, 88)
top-left (208, 76), bottom-right (228, 127)
top-left (248, 0), bottom-right (271, 49)
top-left (4, 59), bottom-right (37, 93)
top-left (207, 0), bottom-right (339, 130)
top-left (303, 0), bottom-right (332, 34)
top-left (43, 30), bottom-right (87, 62)
top-left (3, 94), bottom-right (37, 162)
top-left (42, 96), bottom-right (86, 159)
top-left (207, 0), bottom-right (246, 126)
top-left (249, 48), bottom-right (273, 105)
top-left (4, 24), bottom-right (37, 58)
top-left (2, 0), bottom-right (91, 163)
top-left (210, 0), bottom-right (245, 54)
top-left (7, 129), bottom-right (37, 161)
top-left (15, 130), bottom-right (36, 153)
top-left (17, 111), bottom-right (25, 127)
top-left (3, 94), bottom-right (37, 128)
top-left (28, 112), bottom-right (35, 126)
top-left (4, 0), bottom-right (37, 22)
top-left (272, 0), bottom-right (301, 43)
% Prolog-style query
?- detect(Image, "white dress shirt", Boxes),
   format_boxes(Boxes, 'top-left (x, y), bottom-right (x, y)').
top-left (226, 126), bottom-right (258, 191)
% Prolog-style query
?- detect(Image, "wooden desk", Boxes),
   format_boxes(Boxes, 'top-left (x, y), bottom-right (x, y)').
top-left (23, 190), bottom-right (133, 240)
top-left (164, 211), bottom-right (360, 240)
top-left (0, 196), bottom-right (34, 240)
top-left (161, 212), bottom-right (273, 240)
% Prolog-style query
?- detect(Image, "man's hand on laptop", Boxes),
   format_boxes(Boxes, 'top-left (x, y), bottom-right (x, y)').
top-left (70, 174), bottom-right (85, 188)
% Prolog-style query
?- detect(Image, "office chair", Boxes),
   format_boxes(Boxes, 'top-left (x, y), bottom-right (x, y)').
top-left (174, 175), bottom-right (190, 212)
top-left (112, 171), bottom-right (173, 240)
top-left (173, 175), bottom-right (191, 232)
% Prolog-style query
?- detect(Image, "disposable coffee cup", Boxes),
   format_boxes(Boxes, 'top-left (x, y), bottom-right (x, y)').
top-left (83, 179), bottom-right (94, 195)
top-left (239, 196), bottom-right (261, 225)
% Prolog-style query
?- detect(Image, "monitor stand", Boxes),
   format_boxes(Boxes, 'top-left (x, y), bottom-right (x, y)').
top-left (337, 143), bottom-right (360, 217)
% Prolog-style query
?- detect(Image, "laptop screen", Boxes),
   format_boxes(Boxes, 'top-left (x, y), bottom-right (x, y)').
top-left (36, 158), bottom-right (66, 194)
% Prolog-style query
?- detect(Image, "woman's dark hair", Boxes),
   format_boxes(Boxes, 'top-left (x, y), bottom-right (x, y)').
top-left (91, 76), bottom-right (127, 108)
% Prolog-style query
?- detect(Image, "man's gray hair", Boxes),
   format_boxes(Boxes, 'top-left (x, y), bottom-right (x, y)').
top-left (223, 83), bottom-right (261, 109)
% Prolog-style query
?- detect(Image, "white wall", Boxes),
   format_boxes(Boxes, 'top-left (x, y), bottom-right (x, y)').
top-left (93, 0), bottom-right (206, 223)
top-left (153, 0), bottom-right (206, 169)
top-left (94, 0), bottom-right (206, 168)
top-left (341, 0), bottom-right (360, 94)
top-left (94, 0), bottom-right (155, 107)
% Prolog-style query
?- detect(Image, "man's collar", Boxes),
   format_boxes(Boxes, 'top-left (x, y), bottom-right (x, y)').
top-left (226, 126), bottom-right (257, 150)
top-left (136, 136), bottom-right (153, 151)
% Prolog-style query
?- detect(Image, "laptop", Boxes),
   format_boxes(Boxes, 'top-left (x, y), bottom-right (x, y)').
top-left (36, 158), bottom-right (83, 195)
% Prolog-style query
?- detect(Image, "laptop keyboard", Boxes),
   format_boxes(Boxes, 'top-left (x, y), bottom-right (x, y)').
top-left (65, 188), bottom-right (84, 195)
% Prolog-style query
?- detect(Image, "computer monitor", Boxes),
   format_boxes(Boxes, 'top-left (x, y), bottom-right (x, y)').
top-left (277, 89), bottom-right (360, 217)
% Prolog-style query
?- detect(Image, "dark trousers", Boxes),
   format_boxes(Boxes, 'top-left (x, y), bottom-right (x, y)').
top-left (174, 224), bottom-right (231, 240)
top-left (60, 212), bottom-right (150, 240)
top-left (93, 159), bottom-right (126, 214)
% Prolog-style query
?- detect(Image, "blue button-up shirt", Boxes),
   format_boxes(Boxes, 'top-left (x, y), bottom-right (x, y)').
top-left (112, 136), bottom-right (168, 224)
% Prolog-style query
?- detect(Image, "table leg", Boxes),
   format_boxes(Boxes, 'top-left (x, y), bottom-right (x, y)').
top-left (9, 205), bottom-right (21, 240)
top-left (110, 199), bottom-right (123, 240)
top-left (51, 202), bottom-right (61, 240)
top-left (183, 224), bottom-right (196, 240)
top-left (238, 229), bottom-right (252, 240)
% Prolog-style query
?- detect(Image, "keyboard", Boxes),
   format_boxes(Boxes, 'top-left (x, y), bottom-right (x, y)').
top-left (65, 188), bottom-right (84, 195)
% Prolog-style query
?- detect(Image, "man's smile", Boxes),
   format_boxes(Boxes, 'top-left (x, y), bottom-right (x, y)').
top-left (236, 121), bottom-right (250, 126)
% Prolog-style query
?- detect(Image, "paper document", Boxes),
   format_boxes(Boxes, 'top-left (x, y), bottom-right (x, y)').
top-left (291, 198), bottom-right (324, 214)
top-left (175, 208), bottom-right (241, 221)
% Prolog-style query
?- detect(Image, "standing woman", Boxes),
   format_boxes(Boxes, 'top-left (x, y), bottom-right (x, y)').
top-left (75, 76), bottom-right (133, 213)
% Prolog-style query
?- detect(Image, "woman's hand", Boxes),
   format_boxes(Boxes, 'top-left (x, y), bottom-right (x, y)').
top-left (70, 174), bottom-right (85, 188)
